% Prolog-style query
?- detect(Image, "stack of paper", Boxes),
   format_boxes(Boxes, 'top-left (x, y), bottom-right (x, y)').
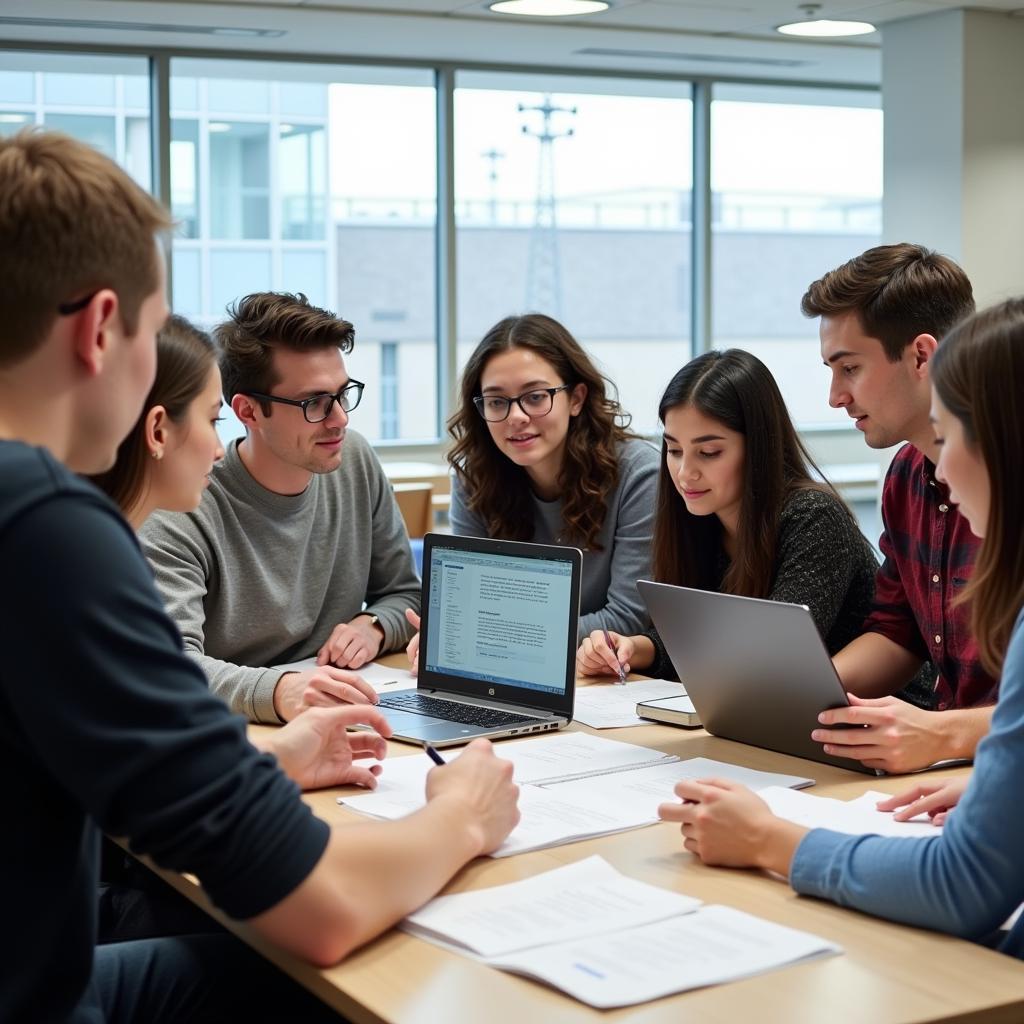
top-left (573, 679), bottom-right (689, 729)
top-left (340, 733), bottom-right (815, 857)
top-left (403, 856), bottom-right (841, 1008)
top-left (760, 786), bottom-right (944, 839)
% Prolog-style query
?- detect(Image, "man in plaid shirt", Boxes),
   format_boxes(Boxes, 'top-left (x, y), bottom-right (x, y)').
top-left (802, 243), bottom-right (997, 773)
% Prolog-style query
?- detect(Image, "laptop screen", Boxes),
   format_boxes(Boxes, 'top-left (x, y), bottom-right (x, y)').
top-left (423, 542), bottom-right (575, 697)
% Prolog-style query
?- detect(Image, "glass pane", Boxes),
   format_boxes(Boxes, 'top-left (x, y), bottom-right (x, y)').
top-left (0, 53), bottom-right (151, 190)
top-left (172, 248), bottom-right (202, 319)
top-left (209, 121), bottom-right (270, 239)
top-left (209, 249), bottom-right (272, 315)
top-left (280, 123), bottom-right (326, 240)
top-left (455, 72), bottom-right (692, 435)
top-left (43, 113), bottom-right (116, 161)
top-left (171, 58), bottom-right (438, 443)
top-left (0, 111), bottom-right (32, 137)
top-left (711, 84), bottom-right (882, 427)
top-left (281, 251), bottom-right (327, 307)
top-left (171, 120), bottom-right (200, 239)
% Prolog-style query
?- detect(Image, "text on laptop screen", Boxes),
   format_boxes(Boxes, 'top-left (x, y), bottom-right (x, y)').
top-left (424, 545), bottom-right (573, 695)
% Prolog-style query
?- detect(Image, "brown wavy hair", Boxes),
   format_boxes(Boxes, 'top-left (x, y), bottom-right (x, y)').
top-left (447, 314), bottom-right (635, 551)
top-left (931, 298), bottom-right (1024, 676)
top-left (90, 315), bottom-right (216, 515)
top-left (652, 349), bottom-right (841, 597)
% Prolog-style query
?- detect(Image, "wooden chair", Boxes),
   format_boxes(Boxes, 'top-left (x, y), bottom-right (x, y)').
top-left (392, 481), bottom-right (433, 539)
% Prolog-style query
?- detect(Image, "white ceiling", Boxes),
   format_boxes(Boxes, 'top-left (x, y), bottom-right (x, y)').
top-left (1, 0), bottom-right (1022, 85)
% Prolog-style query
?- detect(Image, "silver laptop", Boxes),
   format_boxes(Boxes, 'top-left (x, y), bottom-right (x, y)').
top-left (375, 533), bottom-right (582, 747)
top-left (638, 581), bottom-right (882, 775)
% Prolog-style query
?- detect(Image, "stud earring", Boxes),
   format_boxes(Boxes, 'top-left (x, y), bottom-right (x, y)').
top-left (150, 450), bottom-right (162, 461)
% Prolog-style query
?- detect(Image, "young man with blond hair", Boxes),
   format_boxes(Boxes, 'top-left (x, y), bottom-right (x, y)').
top-left (0, 129), bottom-right (519, 1023)
top-left (802, 242), bottom-right (996, 773)
top-left (142, 292), bottom-right (421, 724)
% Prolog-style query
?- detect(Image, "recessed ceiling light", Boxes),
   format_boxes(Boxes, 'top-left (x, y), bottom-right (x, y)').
top-left (489, 1), bottom-right (610, 17)
top-left (776, 18), bottom-right (875, 36)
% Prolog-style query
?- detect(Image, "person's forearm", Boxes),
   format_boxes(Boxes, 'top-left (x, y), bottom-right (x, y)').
top-left (248, 795), bottom-right (485, 966)
top-left (833, 632), bottom-right (924, 699)
top-left (629, 636), bottom-right (656, 671)
top-left (755, 819), bottom-right (809, 878)
top-left (936, 706), bottom-right (994, 761)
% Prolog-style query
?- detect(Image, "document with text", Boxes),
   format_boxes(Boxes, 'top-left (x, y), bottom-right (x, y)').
top-left (271, 656), bottom-right (416, 693)
top-left (404, 856), bottom-right (841, 1008)
top-left (340, 734), bottom-right (814, 856)
top-left (573, 679), bottom-right (690, 729)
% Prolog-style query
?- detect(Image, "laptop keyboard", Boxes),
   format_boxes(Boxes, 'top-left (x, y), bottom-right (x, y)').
top-left (378, 692), bottom-right (539, 729)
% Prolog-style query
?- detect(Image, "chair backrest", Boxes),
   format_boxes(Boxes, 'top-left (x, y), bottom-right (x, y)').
top-left (392, 481), bottom-right (433, 539)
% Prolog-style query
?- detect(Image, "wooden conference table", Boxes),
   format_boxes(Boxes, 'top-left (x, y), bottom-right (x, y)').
top-left (147, 658), bottom-right (1024, 1024)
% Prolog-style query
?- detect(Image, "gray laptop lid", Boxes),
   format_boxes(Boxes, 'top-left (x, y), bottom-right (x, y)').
top-left (638, 581), bottom-right (881, 775)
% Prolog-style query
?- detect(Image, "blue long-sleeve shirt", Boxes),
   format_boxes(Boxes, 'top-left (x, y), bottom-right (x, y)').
top-left (790, 608), bottom-right (1024, 956)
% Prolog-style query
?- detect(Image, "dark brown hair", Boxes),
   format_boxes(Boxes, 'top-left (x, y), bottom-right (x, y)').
top-left (216, 292), bottom-right (355, 412)
top-left (932, 298), bottom-right (1024, 676)
top-left (0, 129), bottom-right (171, 367)
top-left (652, 349), bottom-right (840, 598)
top-left (90, 315), bottom-right (216, 514)
top-left (447, 314), bottom-right (635, 551)
top-left (801, 243), bottom-right (975, 361)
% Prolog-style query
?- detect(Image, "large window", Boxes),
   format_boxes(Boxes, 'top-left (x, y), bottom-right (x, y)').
top-left (711, 85), bottom-right (882, 426)
top-left (0, 52), bottom-right (151, 188)
top-left (169, 60), bottom-right (437, 443)
top-left (2, 48), bottom-right (882, 452)
top-left (455, 73), bottom-right (692, 434)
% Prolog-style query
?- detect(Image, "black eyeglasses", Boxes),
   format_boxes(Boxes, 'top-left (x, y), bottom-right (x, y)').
top-left (473, 384), bottom-right (571, 423)
top-left (245, 380), bottom-right (365, 423)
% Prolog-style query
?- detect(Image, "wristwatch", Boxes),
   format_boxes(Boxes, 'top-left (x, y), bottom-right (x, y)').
top-left (361, 613), bottom-right (385, 637)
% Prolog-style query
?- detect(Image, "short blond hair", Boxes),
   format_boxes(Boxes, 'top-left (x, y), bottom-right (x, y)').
top-left (0, 128), bottom-right (172, 367)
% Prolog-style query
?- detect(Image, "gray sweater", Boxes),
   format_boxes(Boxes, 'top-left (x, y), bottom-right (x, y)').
top-left (141, 431), bottom-right (420, 723)
top-left (645, 487), bottom-right (879, 680)
top-left (449, 437), bottom-right (659, 638)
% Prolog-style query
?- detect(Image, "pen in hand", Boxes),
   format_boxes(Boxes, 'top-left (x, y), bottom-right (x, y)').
top-left (422, 741), bottom-right (447, 765)
top-left (602, 629), bottom-right (628, 686)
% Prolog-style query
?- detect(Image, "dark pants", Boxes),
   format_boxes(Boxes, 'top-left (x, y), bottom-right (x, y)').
top-left (81, 932), bottom-right (344, 1023)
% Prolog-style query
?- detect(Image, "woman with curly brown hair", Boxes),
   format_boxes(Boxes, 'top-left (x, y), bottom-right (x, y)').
top-left (405, 313), bottom-right (658, 664)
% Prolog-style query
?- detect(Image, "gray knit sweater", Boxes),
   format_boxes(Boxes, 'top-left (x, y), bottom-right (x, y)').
top-left (449, 437), bottom-right (660, 639)
top-left (644, 487), bottom-right (879, 680)
top-left (140, 432), bottom-right (420, 723)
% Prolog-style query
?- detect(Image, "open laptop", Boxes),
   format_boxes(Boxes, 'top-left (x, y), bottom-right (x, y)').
top-left (638, 581), bottom-right (882, 775)
top-left (374, 533), bottom-right (582, 747)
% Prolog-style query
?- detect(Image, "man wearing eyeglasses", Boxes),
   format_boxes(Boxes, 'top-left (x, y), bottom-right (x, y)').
top-left (141, 292), bottom-right (421, 724)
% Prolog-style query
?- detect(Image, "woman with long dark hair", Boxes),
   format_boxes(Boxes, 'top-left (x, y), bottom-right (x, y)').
top-left (406, 313), bottom-right (658, 664)
top-left (577, 348), bottom-right (877, 678)
top-left (91, 314), bottom-right (225, 527)
top-left (658, 300), bottom-right (1024, 958)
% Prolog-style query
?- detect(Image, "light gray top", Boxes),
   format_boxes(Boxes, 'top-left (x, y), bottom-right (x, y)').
top-left (449, 437), bottom-right (659, 638)
top-left (140, 431), bottom-right (420, 724)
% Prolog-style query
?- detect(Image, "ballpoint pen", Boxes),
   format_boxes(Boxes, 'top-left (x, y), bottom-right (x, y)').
top-left (422, 741), bottom-right (447, 765)
top-left (602, 628), bottom-right (628, 686)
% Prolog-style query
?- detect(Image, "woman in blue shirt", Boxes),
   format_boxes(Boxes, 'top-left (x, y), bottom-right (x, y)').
top-left (658, 298), bottom-right (1024, 957)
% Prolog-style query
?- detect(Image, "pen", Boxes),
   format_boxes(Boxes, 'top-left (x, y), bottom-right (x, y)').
top-left (602, 628), bottom-right (627, 686)
top-left (422, 741), bottom-right (447, 765)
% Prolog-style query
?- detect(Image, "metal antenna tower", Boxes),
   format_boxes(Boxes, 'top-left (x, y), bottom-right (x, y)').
top-left (519, 94), bottom-right (576, 316)
top-left (480, 148), bottom-right (505, 223)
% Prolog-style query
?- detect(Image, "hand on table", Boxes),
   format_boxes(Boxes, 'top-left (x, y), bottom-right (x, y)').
top-left (811, 694), bottom-right (954, 774)
top-left (274, 666), bottom-right (378, 722)
top-left (317, 615), bottom-right (385, 670)
top-left (261, 705), bottom-right (393, 791)
top-left (876, 775), bottom-right (970, 826)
